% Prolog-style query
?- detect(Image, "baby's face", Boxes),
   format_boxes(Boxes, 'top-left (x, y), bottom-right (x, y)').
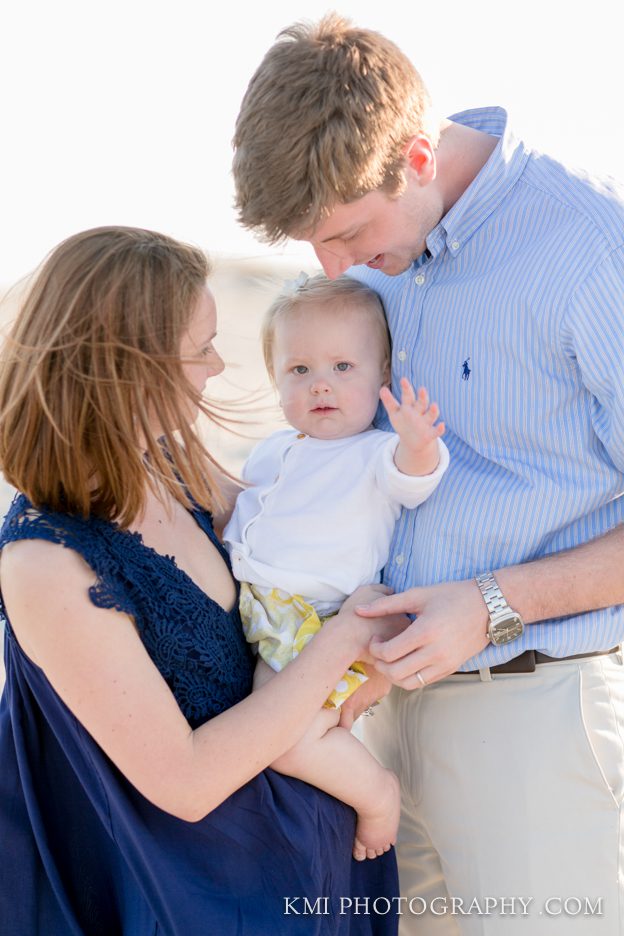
top-left (271, 302), bottom-right (388, 440)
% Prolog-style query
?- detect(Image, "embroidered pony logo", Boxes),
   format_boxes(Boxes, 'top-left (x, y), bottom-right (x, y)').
top-left (461, 358), bottom-right (471, 381)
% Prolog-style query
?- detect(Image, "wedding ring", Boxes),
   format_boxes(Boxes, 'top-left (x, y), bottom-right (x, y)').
top-left (362, 706), bottom-right (376, 717)
top-left (415, 671), bottom-right (426, 689)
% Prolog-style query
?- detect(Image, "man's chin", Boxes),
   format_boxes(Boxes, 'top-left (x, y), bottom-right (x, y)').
top-left (380, 257), bottom-right (412, 277)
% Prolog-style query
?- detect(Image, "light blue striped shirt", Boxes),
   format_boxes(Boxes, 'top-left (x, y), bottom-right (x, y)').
top-left (351, 107), bottom-right (624, 669)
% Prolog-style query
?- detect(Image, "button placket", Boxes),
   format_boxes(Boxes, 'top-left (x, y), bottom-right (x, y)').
top-left (394, 263), bottom-right (431, 380)
top-left (241, 437), bottom-right (299, 542)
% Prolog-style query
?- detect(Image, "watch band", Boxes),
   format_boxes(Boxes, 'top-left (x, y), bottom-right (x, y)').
top-left (475, 572), bottom-right (512, 618)
top-left (475, 571), bottom-right (524, 645)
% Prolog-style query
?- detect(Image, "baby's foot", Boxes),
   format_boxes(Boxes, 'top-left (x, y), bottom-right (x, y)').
top-left (352, 769), bottom-right (400, 861)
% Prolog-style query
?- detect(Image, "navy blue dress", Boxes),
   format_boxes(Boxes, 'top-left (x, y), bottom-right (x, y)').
top-left (0, 494), bottom-right (398, 935)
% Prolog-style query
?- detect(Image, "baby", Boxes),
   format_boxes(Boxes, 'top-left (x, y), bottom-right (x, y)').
top-left (224, 274), bottom-right (449, 860)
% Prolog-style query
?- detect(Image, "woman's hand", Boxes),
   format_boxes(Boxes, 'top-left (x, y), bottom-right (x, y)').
top-left (335, 584), bottom-right (412, 662)
top-left (340, 583), bottom-right (393, 614)
top-left (338, 665), bottom-right (392, 730)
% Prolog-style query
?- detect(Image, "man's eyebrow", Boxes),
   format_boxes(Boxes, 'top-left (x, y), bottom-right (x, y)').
top-left (318, 226), bottom-right (360, 245)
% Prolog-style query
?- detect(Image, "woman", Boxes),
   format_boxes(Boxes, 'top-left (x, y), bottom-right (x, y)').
top-left (0, 227), bottom-right (399, 935)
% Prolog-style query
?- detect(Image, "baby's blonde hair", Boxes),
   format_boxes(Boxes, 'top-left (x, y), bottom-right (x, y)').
top-left (262, 274), bottom-right (391, 382)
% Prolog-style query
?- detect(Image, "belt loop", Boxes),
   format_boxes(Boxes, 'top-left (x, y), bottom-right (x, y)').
top-left (479, 667), bottom-right (492, 682)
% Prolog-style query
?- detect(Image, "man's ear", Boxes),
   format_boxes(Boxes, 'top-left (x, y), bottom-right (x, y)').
top-left (404, 135), bottom-right (436, 185)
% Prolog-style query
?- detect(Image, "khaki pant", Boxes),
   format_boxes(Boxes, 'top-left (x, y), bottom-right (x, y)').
top-left (364, 652), bottom-right (624, 935)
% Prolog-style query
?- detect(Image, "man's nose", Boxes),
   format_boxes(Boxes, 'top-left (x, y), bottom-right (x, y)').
top-left (313, 245), bottom-right (351, 280)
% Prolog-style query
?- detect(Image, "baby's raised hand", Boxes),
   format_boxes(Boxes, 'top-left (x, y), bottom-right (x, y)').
top-left (379, 377), bottom-right (444, 477)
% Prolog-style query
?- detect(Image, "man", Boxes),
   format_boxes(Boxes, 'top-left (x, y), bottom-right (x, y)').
top-left (232, 14), bottom-right (624, 934)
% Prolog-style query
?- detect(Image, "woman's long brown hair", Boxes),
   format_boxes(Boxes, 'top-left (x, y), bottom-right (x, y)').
top-left (0, 226), bottom-right (229, 526)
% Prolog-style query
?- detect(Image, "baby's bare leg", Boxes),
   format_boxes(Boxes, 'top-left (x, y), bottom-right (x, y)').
top-left (255, 660), bottom-right (400, 860)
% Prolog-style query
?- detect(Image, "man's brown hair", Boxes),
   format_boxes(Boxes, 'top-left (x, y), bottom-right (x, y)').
top-left (0, 226), bottom-right (227, 527)
top-left (233, 13), bottom-right (434, 244)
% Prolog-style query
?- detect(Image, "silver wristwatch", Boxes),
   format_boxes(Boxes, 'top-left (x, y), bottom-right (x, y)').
top-left (475, 572), bottom-right (524, 646)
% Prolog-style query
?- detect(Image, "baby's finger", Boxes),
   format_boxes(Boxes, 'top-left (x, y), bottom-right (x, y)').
top-left (417, 386), bottom-right (429, 412)
top-left (379, 385), bottom-right (400, 413)
top-left (399, 376), bottom-right (417, 405)
top-left (426, 402), bottom-right (440, 424)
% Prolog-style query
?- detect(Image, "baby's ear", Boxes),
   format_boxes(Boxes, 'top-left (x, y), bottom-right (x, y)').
top-left (382, 361), bottom-right (392, 387)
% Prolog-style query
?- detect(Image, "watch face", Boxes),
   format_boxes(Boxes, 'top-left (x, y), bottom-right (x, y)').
top-left (490, 615), bottom-right (524, 645)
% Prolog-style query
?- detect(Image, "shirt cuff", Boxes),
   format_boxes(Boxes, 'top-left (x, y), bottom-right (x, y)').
top-left (378, 436), bottom-right (450, 508)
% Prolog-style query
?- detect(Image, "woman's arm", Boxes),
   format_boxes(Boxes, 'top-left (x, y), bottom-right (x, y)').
top-left (1, 538), bottom-right (391, 822)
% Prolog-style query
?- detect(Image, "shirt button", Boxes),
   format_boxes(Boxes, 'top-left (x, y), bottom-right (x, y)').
top-left (414, 273), bottom-right (425, 286)
top-left (451, 240), bottom-right (460, 250)
top-left (397, 349), bottom-right (407, 361)
top-left (395, 554), bottom-right (405, 566)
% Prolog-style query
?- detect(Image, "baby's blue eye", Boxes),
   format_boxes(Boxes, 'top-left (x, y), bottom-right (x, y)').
top-left (335, 362), bottom-right (351, 372)
top-left (293, 365), bottom-right (308, 375)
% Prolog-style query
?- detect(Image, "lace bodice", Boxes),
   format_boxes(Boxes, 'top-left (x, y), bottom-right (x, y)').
top-left (0, 494), bottom-right (254, 727)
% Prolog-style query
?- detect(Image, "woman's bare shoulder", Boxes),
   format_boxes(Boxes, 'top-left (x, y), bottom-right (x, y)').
top-left (1, 536), bottom-right (96, 592)
top-left (0, 536), bottom-right (102, 663)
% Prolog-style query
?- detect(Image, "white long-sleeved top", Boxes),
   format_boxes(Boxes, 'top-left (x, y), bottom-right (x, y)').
top-left (223, 429), bottom-right (449, 610)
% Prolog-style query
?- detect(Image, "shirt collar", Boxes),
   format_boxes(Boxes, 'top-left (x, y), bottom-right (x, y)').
top-left (425, 106), bottom-right (531, 260)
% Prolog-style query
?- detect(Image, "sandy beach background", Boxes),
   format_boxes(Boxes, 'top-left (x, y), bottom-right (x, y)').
top-left (0, 256), bottom-right (320, 687)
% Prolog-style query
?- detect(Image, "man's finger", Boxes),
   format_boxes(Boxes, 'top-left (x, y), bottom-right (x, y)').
top-left (368, 623), bottom-right (427, 663)
top-left (355, 590), bottom-right (420, 618)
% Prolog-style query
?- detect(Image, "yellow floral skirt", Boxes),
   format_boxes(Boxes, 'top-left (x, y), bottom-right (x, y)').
top-left (239, 582), bottom-right (368, 709)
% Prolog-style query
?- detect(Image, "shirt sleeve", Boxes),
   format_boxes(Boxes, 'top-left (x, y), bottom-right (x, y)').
top-left (562, 245), bottom-right (624, 472)
top-left (375, 435), bottom-right (450, 508)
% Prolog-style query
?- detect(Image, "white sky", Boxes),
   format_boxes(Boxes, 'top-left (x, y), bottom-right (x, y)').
top-left (1, 0), bottom-right (623, 286)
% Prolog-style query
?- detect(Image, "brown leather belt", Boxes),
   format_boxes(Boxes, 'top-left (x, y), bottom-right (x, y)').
top-left (456, 646), bottom-right (620, 676)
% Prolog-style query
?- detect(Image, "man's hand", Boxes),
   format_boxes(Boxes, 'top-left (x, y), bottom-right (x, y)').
top-left (356, 579), bottom-right (490, 688)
